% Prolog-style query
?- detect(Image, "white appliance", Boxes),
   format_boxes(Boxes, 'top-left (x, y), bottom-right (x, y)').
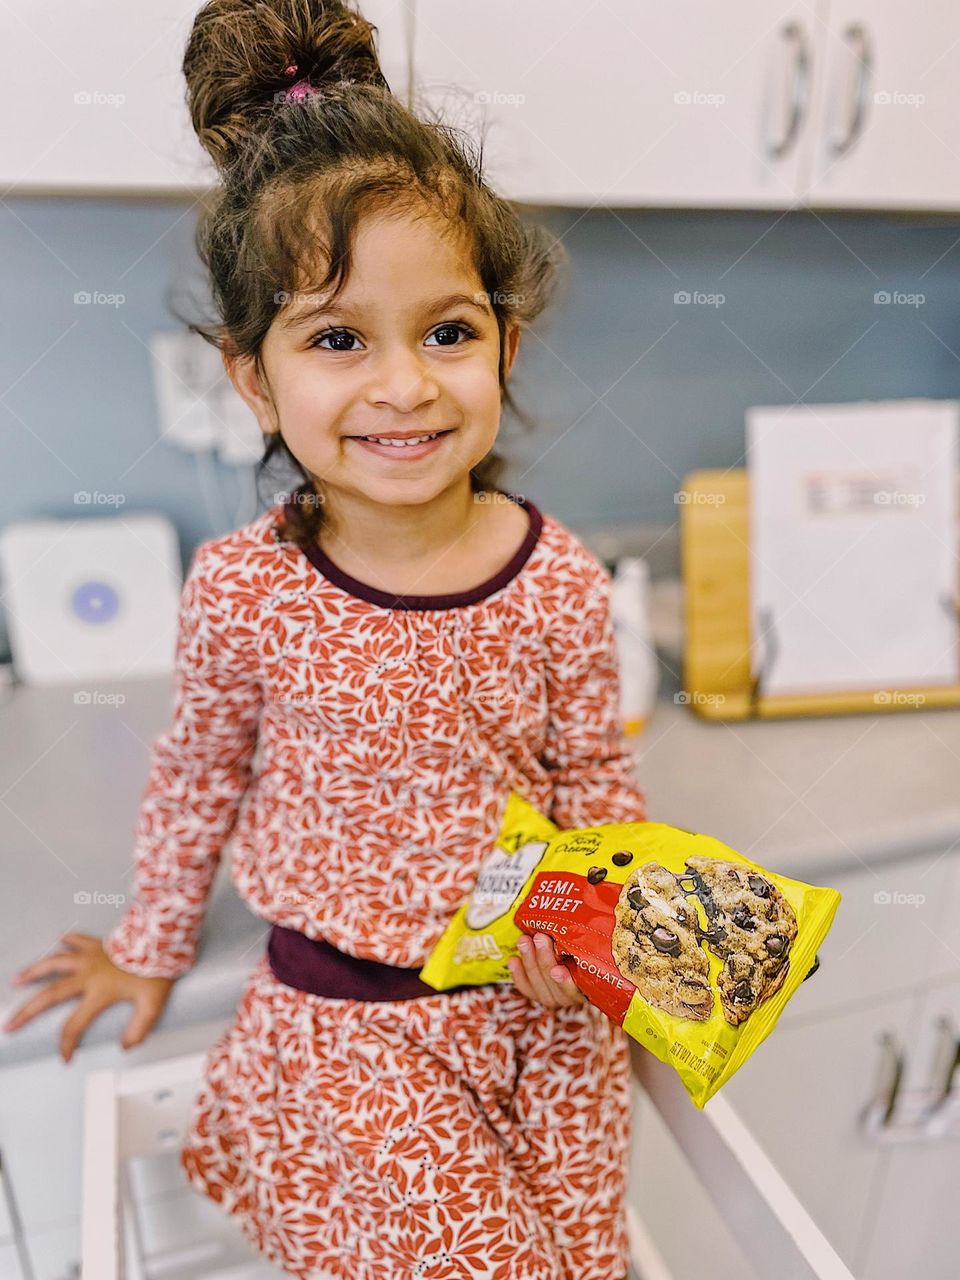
top-left (0, 512), bottom-right (181, 685)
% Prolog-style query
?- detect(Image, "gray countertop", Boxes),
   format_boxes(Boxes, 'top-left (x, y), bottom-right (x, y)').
top-left (3, 675), bottom-right (958, 1066)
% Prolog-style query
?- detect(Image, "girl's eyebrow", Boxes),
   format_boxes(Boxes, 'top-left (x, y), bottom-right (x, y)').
top-left (280, 291), bottom-right (493, 331)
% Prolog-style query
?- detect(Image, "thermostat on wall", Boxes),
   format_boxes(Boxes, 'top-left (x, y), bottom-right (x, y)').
top-left (0, 512), bottom-right (182, 685)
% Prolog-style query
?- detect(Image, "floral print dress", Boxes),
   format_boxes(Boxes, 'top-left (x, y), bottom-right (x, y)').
top-left (103, 490), bottom-right (649, 1280)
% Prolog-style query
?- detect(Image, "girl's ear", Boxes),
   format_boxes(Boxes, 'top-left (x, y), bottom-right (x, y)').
top-left (222, 348), bottom-right (280, 435)
top-left (503, 321), bottom-right (522, 380)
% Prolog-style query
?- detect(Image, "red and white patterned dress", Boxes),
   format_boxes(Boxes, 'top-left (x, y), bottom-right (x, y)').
top-left (103, 490), bottom-right (649, 1280)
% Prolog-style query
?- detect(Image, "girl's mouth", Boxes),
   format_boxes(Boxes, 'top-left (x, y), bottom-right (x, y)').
top-left (348, 429), bottom-right (454, 460)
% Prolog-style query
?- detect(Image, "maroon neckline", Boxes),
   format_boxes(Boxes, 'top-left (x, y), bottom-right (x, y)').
top-left (280, 486), bottom-right (543, 611)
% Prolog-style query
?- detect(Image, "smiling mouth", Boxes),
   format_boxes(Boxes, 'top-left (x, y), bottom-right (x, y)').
top-left (348, 429), bottom-right (454, 448)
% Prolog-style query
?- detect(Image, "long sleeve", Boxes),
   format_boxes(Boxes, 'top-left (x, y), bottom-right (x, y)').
top-left (540, 560), bottom-right (649, 831)
top-left (102, 540), bottom-right (263, 979)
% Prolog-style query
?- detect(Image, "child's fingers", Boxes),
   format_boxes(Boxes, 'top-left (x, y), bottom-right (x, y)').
top-left (517, 936), bottom-right (556, 1006)
top-left (511, 937), bottom-right (551, 1003)
top-left (512, 934), bottom-right (584, 1007)
top-left (532, 933), bottom-right (587, 1006)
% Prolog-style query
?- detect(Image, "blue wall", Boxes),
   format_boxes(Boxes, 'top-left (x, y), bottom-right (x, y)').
top-left (5, 196), bottom-right (960, 554)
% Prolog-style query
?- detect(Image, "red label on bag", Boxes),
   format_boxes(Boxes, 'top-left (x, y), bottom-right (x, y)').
top-left (514, 872), bottom-right (636, 1023)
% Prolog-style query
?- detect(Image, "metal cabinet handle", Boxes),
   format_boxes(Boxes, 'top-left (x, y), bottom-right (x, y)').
top-left (860, 1029), bottom-right (904, 1134)
top-left (830, 23), bottom-right (873, 156)
top-left (767, 22), bottom-right (811, 160)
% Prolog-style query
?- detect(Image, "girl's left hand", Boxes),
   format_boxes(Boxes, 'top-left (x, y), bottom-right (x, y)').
top-left (508, 932), bottom-right (587, 1009)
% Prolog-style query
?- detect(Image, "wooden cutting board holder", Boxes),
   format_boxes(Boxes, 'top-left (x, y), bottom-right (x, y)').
top-left (679, 469), bottom-right (960, 720)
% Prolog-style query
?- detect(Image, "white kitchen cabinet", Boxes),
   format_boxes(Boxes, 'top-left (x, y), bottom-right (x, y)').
top-left (0, 0), bottom-right (411, 193)
top-left (411, 0), bottom-right (820, 208)
top-left (413, 0), bottom-right (960, 211)
top-left (857, 979), bottom-right (960, 1278)
top-left (804, 1), bottom-right (960, 210)
top-left (6, 1), bottom-right (960, 210)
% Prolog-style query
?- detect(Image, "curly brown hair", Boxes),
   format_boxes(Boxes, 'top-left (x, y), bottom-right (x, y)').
top-left (177, 0), bottom-right (567, 548)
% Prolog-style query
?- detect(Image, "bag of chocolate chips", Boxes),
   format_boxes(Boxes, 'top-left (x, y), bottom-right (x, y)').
top-left (420, 791), bottom-right (841, 1108)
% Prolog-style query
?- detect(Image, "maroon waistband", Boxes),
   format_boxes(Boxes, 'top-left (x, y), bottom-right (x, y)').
top-left (266, 924), bottom-right (478, 1002)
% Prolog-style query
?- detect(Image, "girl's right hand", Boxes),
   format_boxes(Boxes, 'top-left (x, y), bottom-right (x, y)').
top-left (2, 932), bottom-right (175, 1063)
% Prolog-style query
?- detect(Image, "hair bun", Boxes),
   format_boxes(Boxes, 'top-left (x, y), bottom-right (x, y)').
top-left (184, 0), bottom-right (387, 171)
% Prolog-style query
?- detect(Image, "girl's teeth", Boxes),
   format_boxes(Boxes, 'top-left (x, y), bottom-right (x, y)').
top-left (363, 433), bottom-right (439, 447)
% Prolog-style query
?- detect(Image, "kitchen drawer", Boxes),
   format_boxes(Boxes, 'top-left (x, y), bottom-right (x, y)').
top-left (721, 992), bottom-right (921, 1272)
top-left (857, 975), bottom-right (960, 1280)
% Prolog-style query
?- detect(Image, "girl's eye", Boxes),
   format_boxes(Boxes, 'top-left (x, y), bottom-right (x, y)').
top-left (309, 328), bottom-right (361, 352)
top-left (308, 322), bottom-right (479, 352)
top-left (425, 322), bottom-right (479, 347)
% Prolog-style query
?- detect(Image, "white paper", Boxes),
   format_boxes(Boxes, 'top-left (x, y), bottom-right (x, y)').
top-left (746, 399), bottom-right (959, 698)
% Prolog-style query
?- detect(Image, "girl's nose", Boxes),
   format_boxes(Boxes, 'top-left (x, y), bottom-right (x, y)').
top-left (366, 348), bottom-right (440, 413)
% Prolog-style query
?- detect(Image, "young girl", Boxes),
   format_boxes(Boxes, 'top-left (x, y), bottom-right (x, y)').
top-left (5, 2), bottom-right (648, 1275)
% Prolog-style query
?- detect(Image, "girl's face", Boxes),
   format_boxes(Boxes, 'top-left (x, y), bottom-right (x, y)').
top-left (227, 207), bottom-right (520, 510)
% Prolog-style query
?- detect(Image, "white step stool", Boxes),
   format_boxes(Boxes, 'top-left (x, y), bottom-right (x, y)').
top-left (81, 1051), bottom-right (284, 1280)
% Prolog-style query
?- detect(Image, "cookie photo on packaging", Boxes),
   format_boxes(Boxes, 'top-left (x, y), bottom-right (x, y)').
top-left (420, 791), bottom-right (841, 1108)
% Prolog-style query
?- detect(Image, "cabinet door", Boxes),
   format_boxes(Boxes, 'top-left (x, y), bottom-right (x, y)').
top-left (804, 0), bottom-right (960, 209)
top-left (714, 995), bottom-right (918, 1275)
top-left (856, 977), bottom-right (960, 1280)
top-left (411, 0), bottom-right (821, 208)
top-left (0, 0), bottom-right (410, 193)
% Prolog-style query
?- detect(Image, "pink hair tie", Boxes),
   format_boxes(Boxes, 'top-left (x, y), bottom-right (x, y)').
top-left (278, 63), bottom-right (357, 103)
top-left (286, 77), bottom-right (319, 101)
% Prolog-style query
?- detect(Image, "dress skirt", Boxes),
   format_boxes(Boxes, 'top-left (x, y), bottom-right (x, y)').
top-left (181, 952), bottom-right (633, 1280)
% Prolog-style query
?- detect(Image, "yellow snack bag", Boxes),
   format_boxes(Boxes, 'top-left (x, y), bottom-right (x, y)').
top-left (420, 791), bottom-right (841, 1108)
